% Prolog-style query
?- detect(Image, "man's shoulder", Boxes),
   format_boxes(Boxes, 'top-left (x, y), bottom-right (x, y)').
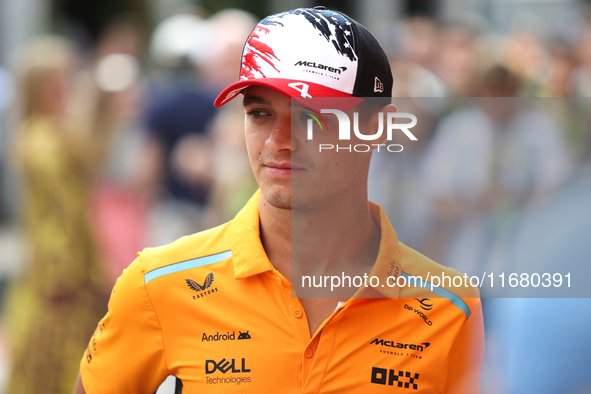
top-left (137, 221), bottom-right (234, 275)
top-left (398, 242), bottom-right (480, 301)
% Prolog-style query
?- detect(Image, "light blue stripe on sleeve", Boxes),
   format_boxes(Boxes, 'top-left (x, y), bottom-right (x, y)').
top-left (400, 272), bottom-right (472, 320)
top-left (144, 250), bottom-right (232, 284)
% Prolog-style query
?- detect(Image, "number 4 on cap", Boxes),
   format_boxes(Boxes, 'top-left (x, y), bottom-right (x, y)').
top-left (288, 82), bottom-right (312, 98)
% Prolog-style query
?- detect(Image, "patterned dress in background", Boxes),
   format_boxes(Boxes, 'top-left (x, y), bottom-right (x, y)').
top-left (6, 115), bottom-right (108, 394)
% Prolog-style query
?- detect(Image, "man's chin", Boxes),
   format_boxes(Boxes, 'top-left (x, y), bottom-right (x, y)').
top-left (262, 190), bottom-right (291, 210)
top-left (261, 187), bottom-right (319, 211)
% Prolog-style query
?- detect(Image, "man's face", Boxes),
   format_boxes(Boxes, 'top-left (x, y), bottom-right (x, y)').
top-left (243, 85), bottom-right (376, 211)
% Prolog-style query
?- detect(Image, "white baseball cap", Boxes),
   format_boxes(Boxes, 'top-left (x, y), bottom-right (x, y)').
top-left (214, 6), bottom-right (393, 108)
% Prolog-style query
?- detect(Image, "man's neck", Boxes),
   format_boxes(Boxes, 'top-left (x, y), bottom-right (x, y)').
top-left (258, 190), bottom-right (381, 289)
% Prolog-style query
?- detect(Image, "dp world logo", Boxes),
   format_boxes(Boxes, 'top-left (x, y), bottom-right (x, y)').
top-left (306, 108), bottom-right (418, 153)
top-left (415, 298), bottom-right (433, 311)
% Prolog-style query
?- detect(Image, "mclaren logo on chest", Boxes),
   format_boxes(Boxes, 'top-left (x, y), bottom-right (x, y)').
top-left (186, 273), bottom-right (219, 299)
top-left (370, 338), bottom-right (430, 352)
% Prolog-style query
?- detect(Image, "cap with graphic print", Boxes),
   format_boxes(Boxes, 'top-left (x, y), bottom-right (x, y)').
top-left (213, 6), bottom-right (393, 108)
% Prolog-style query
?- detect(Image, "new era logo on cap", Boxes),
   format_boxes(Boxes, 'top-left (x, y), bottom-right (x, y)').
top-left (214, 7), bottom-right (393, 108)
top-left (374, 77), bottom-right (384, 93)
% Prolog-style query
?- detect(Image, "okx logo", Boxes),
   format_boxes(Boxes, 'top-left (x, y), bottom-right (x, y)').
top-left (305, 108), bottom-right (418, 153)
top-left (206, 358), bottom-right (251, 374)
top-left (371, 367), bottom-right (420, 390)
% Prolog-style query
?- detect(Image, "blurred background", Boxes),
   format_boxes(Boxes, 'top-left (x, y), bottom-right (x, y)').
top-left (1, 0), bottom-right (591, 393)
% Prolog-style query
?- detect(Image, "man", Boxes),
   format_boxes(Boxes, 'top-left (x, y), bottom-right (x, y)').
top-left (75, 7), bottom-right (483, 393)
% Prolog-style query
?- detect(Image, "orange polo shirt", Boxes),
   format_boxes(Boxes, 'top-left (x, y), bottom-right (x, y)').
top-left (80, 190), bottom-right (483, 393)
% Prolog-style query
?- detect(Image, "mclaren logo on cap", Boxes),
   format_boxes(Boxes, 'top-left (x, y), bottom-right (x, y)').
top-left (294, 60), bottom-right (347, 74)
top-left (374, 77), bottom-right (384, 93)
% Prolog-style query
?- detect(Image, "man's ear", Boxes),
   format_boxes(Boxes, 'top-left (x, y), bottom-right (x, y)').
top-left (371, 104), bottom-right (397, 148)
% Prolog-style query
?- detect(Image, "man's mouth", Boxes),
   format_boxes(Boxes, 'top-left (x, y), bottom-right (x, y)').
top-left (264, 161), bottom-right (303, 177)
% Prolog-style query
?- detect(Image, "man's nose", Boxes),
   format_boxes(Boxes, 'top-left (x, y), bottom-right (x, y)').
top-left (265, 112), bottom-right (295, 153)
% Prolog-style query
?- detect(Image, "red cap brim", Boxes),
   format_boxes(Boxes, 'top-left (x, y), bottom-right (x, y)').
top-left (214, 78), bottom-right (364, 111)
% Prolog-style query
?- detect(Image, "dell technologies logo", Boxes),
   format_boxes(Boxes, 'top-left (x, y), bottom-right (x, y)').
top-left (206, 358), bottom-right (251, 374)
top-left (205, 358), bottom-right (252, 385)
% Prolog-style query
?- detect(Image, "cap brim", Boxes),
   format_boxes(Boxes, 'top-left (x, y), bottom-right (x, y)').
top-left (214, 78), bottom-right (364, 111)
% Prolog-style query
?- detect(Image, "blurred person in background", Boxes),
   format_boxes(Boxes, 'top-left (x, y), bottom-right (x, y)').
top-left (433, 21), bottom-right (481, 96)
top-left (0, 67), bottom-right (16, 224)
top-left (0, 64), bottom-right (16, 392)
top-left (199, 9), bottom-right (258, 93)
top-left (505, 28), bottom-right (548, 97)
top-left (484, 148), bottom-right (591, 394)
top-left (4, 35), bottom-right (116, 394)
top-left (89, 17), bottom-right (148, 287)
top-left (435, 27), bottom-right (477, 96)
top-left (204, 8), bottom-right (259, 222)
top-left (544, 40), bottom-right (579, 97)
top-left (138, 9), bottom-right (219, 246)
top-left (387, 17), bottom-right (448, 97)
top-left (368, 99), bottom-right (438, 251)
top-left (574, 22), bottom-right (591, 97)
top-left (420, 65), bottom-right (573, 278)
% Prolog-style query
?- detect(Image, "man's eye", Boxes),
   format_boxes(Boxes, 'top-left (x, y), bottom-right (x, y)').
top-left (247, 110), bottom-right (268, 117)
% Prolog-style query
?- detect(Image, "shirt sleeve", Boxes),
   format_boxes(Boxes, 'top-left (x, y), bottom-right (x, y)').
top-left (80, 256), bottom-right (169, 393)
top-left (442, 300), bottom-right (485, 394)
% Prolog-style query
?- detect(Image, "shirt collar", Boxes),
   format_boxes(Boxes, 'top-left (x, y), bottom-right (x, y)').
top-left (230, 191), bottom-right (404, 298)
top-left (230, 190), bottom-right (275, 279)
top-left (354, 201), bottom-right (403, 299)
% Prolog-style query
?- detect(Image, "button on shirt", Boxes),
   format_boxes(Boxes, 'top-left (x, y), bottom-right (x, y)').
top-left (80, 190), bottom-right (484, 393)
